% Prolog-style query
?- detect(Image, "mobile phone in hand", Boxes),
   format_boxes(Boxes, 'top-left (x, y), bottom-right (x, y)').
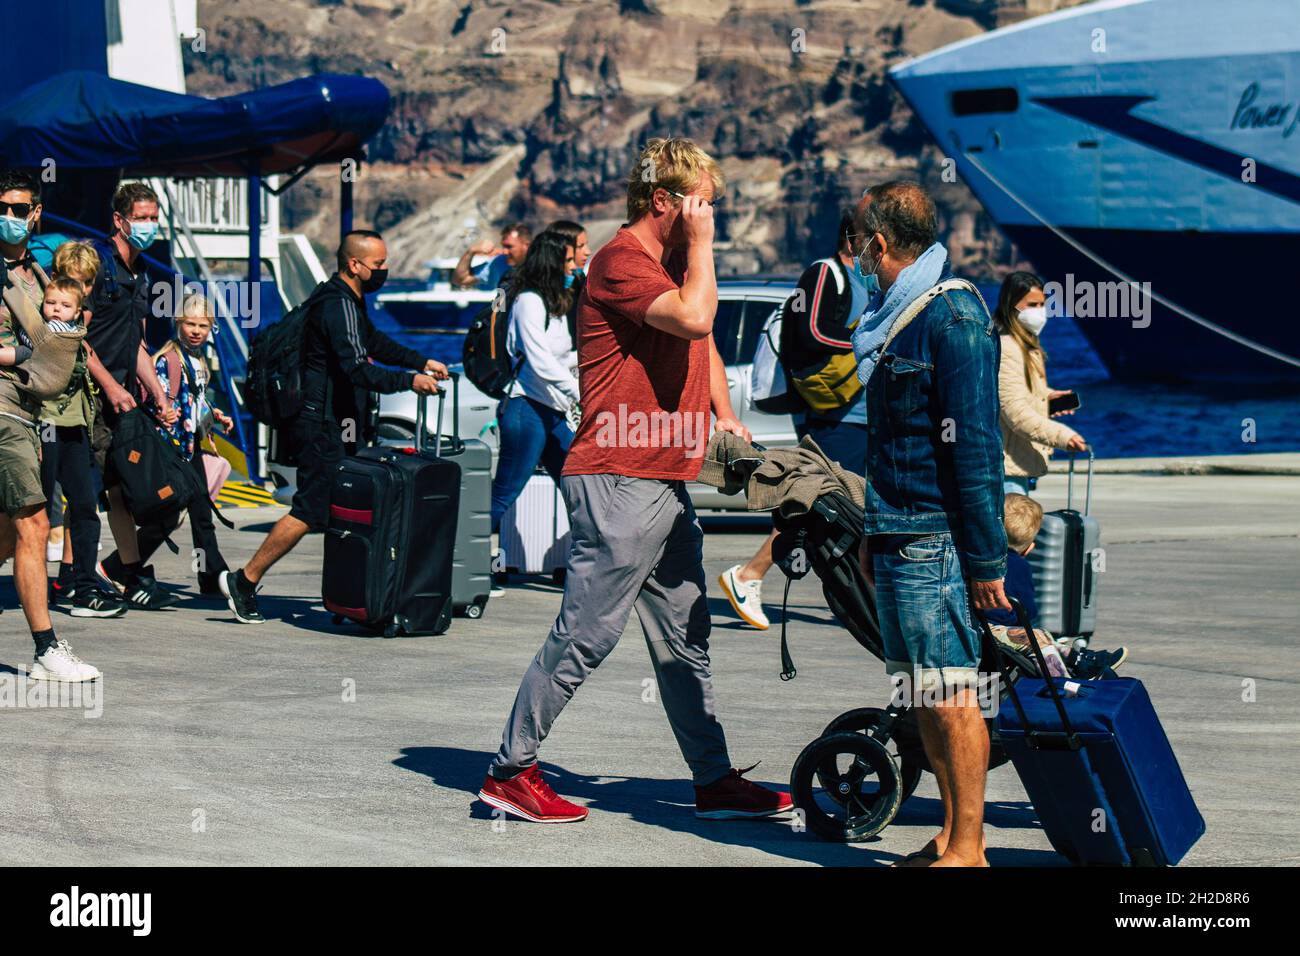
top-left (1049, 391), bottom-right (1081, 415)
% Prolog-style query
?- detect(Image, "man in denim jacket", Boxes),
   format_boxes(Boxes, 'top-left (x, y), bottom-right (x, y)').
top-left (854, 182), bottom-right (1009, 867)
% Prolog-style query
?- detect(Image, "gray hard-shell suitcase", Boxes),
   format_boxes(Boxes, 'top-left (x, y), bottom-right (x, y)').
top-left (1027, 450), bottom-right (1101, 639)
top-left (384, 373), bottom-right (493, 619)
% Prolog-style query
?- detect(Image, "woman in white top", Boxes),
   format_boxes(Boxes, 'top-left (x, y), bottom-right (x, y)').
top-left (490, 231), bottom-right (580, 532)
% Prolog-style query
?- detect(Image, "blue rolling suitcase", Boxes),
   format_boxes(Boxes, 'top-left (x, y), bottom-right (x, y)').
top-left (979, 599), bottom-right (1205, 866)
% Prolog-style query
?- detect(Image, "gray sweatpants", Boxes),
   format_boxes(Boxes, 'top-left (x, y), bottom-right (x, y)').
top-left (490, 473), bottom-right (732, 786)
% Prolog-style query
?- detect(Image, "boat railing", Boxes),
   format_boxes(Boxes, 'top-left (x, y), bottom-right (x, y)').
top-left (149, 176), bottom-right (276, 236)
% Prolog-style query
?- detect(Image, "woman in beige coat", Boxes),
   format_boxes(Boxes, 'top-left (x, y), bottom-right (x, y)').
top-left (994, 271), bottom-right (1087, 495)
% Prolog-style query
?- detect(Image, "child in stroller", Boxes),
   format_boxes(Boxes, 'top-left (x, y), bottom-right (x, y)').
top-left (769, 487), bottom-right (1028, 842)
top-left (992, 493), bottom-right (1127, 681)
top-left (696, 432), bottom-right (1123, 843)
top-left (771, 485), bottom-right (1131, 843)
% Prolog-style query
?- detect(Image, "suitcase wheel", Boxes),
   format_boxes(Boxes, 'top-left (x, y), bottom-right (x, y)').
top-left (331, 614), bottom-right (345, 626)
top-left (465, 602), bottom-right (484, 620)
top-left (790, 731), bottom-right (904, 842)
top-left (820, 707), bottom-right (924, 804)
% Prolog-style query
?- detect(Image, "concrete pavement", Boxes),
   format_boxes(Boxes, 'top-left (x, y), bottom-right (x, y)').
top-left (0, 467), bottom-right (1296, 866)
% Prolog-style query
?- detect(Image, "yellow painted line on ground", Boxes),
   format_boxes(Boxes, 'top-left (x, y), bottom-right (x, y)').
top-left (215, 495), bottom-right (277, 507)
top-left (214, 481), bottom-right (280, 508)
top-left (216, 486), bottom-right (275, 503)
top-left (216, 481), bottom-right (273, 495)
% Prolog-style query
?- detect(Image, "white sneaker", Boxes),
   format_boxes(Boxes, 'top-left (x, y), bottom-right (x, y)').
top-left (718, 564), bottom-right (770, 630)
top-left (29, 640), bottom-right (102, 683)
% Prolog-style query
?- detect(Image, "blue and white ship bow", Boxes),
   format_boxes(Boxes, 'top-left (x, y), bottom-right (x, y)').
top-left (890, 0), bottom-right (1300, 384)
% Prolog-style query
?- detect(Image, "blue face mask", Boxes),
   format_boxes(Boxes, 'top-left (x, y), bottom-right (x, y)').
top-left (126, 220), bottom-right (158, 250)
top-left (854, 247), bottom-right (882, 299)
top-left (563, 272), bottom-right (577, 289)
top-left (0, 215), bottom-right (30, 246)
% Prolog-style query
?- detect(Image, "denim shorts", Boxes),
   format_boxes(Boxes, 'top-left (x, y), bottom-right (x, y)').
top-left (872, 531), bottom-right (981, 691)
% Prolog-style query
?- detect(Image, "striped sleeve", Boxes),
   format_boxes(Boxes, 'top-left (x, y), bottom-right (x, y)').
top-left (806, 263), bottom-right (853, 349)
top-left (318, 294), bottom-right (414, 394)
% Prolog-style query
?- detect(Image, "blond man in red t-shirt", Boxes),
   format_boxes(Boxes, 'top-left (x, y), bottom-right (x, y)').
top-left (479, 139), bottom-right (793, 824)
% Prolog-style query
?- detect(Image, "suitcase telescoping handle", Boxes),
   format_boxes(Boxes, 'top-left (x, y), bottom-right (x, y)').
top-left (1066, 447), bottom-right (1094, 515)
top-left (413, 371), bottom-right (460, 456)
top-left (974, 596), bottom-right (1081, 752)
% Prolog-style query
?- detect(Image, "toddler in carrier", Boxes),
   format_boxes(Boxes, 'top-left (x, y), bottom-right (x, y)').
top-left (988, 493), bottom-right (1127, 680)
top-left (35, 252), bottom-right (130, 617)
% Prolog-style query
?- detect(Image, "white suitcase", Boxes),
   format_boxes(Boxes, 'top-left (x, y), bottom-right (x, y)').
top-left (500, 473), bottom-right (570, 579)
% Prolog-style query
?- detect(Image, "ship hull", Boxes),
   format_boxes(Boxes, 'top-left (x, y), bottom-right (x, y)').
top-left (889, 0), bottom-right (1300, 386)
top-left (1003, 224), bottom-right (1300, 384)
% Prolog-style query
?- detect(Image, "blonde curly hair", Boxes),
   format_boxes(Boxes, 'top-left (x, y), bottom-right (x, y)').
top-left (625, 137), bottom-right (725, 223)
top-left (52, 240), bottom-right (100, 288)
top-left (1004, 493), bottom-right (1044, 552)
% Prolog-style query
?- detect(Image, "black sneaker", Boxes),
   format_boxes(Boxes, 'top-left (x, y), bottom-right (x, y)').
top-left (219, 570), bottom-right (266, 625)
top-left (70, 587), bottom-right (129, 619)
top-left (1069, 646), bottom-right (1128, 680)
top-left (119, 565), bottom-right (179, 611)
top-left (50, 578), bottom-right (75, 605)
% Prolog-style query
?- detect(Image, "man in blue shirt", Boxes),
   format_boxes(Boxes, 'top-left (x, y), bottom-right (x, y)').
top-left (452, 222), bottom-right (531, 291)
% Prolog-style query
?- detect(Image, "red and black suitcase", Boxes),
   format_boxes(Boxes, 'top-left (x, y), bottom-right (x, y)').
top-left (322, 393), bottom-right (459, 636)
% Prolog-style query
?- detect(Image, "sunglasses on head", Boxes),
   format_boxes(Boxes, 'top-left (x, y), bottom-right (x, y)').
top-left (0, 201), bottom-right (33, 218)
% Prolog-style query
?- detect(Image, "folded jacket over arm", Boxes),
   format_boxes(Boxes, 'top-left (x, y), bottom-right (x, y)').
top-left (698, 431), bottom-right (865, 515)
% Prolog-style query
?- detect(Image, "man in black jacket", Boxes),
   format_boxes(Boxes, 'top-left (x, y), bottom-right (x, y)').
top-left (220, 230), bottom-right (447, 624)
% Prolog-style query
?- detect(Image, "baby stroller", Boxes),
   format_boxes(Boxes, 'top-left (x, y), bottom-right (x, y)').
top-left (771, 490), bottom-right (1038, 843)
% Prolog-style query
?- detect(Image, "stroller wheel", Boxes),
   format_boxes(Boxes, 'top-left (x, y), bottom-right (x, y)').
top-left (821, 707), bottom-right (926, 804)
top-left (791, 732), bottom-right (903, 842)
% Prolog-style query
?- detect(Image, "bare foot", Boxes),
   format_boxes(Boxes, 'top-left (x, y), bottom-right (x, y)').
top-left (929, 849), bottom-right (990, 867)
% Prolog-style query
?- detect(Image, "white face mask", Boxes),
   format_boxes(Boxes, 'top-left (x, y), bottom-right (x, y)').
top-left (1016, 305), bottom-right (1048, 336)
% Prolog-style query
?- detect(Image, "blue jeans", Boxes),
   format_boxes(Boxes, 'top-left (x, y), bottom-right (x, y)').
top-left (490, 395), bottom-right (573, 533)
top-left (872, 532), bottom-right (981, 692)
top-left (795, 418), bottom-right (868, 475)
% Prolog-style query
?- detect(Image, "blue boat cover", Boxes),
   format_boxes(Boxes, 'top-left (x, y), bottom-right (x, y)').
top-left (0, 70), bottom-right (389, 174)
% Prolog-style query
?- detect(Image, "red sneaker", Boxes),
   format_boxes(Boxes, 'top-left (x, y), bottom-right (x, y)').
top-left (694, 764), bottom-right (794, 820)
top-left (478, 765), bottom-right (589, 823)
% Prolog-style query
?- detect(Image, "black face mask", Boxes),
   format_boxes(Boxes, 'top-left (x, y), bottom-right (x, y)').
top-left (360, 266), bottom-right (388, 294)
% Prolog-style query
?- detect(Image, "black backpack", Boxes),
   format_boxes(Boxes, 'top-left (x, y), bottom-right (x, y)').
top-left (109, 408), bottom-right (201, 526)
top-left (461, 292), bottom-right (521, 399)
top-left (245, 285), bottom-right (329, 427)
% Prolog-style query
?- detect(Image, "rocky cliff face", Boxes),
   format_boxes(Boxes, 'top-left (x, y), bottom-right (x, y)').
top-left (185, 0), bottom-right (1086, 278)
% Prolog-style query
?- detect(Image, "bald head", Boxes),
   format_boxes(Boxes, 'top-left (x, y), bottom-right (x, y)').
top-left (337, 229), bottom-right (386, 273)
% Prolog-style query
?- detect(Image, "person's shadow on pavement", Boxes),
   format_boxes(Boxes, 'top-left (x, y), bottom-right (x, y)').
top-left (396, 745), bottom-right (902, 867)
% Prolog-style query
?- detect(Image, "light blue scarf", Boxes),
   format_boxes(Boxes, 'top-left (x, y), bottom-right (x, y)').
top-left (851, 241), bottom-right (949, 385)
